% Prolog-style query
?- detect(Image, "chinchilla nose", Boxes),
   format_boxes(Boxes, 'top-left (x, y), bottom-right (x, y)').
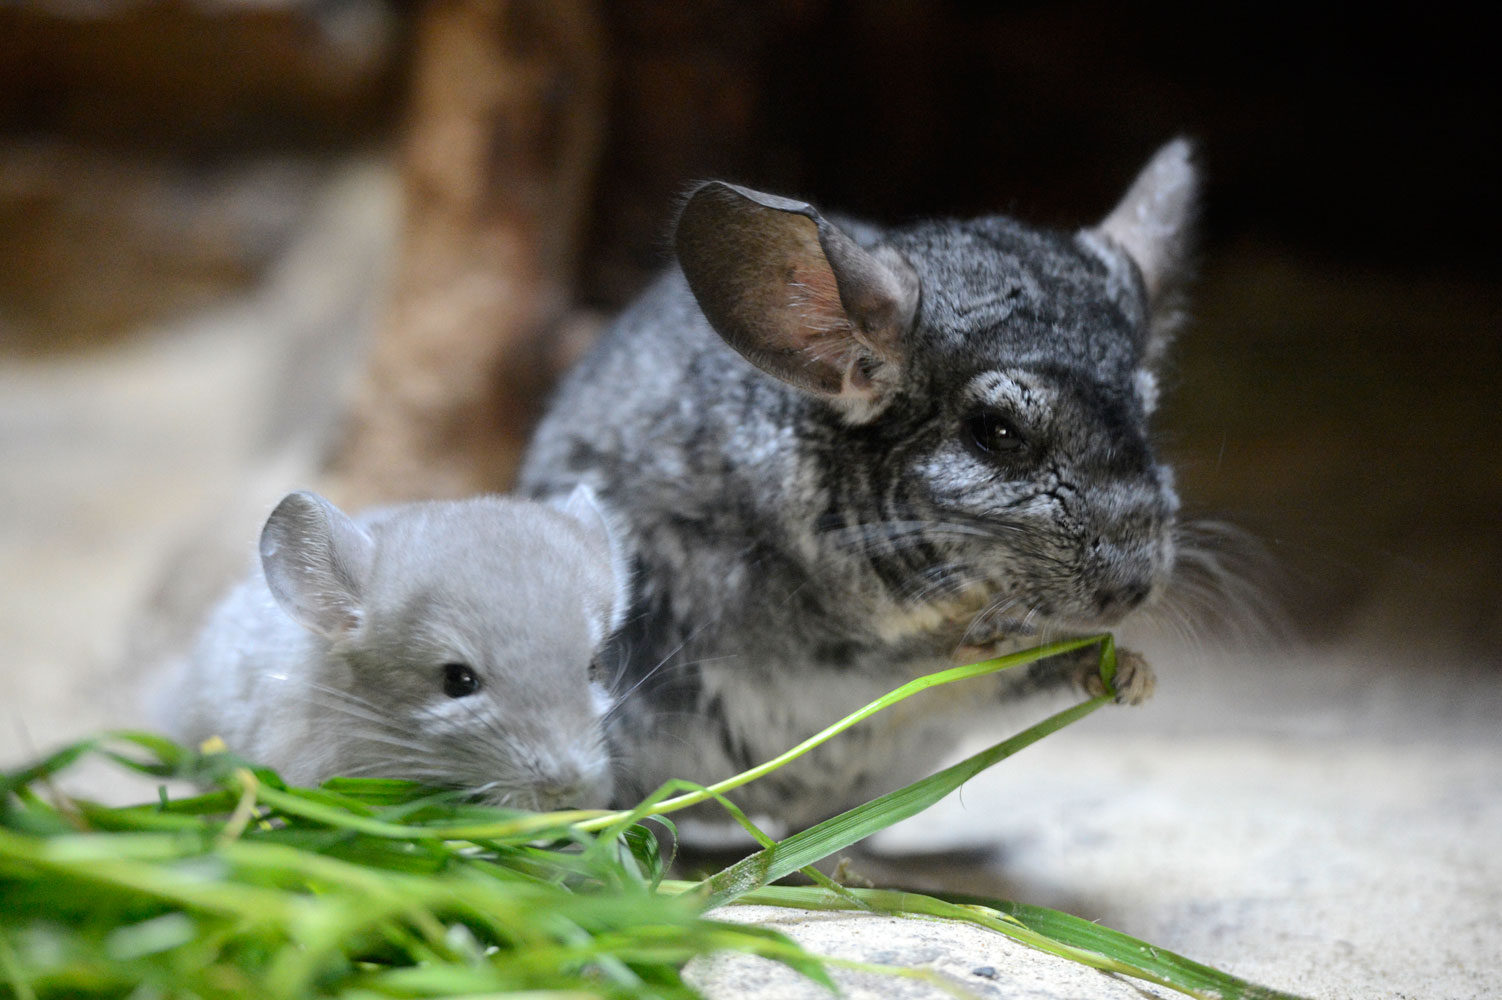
top-left (533, 756), bottom-right (616, 810)
top-left (1086, 536), bottom-right (1158, 620)
top-left (533, 769), bottom-right (584, 810)
top-left (1093, 579), bottom-right (1152, 618)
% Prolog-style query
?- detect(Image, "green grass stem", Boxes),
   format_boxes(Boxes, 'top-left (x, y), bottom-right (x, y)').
top-left (576, 633), bottom-right (1113, 834)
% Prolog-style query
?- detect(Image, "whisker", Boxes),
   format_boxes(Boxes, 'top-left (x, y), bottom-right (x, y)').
top-left (600, 613), bottom-right (722, 721)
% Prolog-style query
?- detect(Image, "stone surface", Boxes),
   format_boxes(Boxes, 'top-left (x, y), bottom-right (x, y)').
top-left (689, 907), bottom-right (1176, 999)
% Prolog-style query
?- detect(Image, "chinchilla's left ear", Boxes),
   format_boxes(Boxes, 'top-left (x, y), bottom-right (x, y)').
top-left (260, 490), bottom-right (375, 639)
top-left (675, 181), bottom-right (920, 423)
top-left (1090, 138), bottom-right (1201, 361)
top-left (556, 483), bottom-right (633, 636)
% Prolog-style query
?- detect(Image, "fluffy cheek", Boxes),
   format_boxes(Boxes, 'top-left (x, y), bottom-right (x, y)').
top-left (421, 695), bottom-right (486, 735)
top-left (911, 446), bottom-right (1032, 513)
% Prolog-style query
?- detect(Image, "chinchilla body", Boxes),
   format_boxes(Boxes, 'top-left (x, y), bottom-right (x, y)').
top-left (520, 142), bottom-right (1197, 827)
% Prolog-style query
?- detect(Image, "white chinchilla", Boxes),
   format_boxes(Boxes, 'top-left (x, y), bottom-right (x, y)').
top-left (157, 485), bottom-right (630, 810)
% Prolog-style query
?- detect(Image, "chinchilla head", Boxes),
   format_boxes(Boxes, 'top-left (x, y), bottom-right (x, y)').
top-left (675, 140), bottom-right (1198, 635)
top-left (258, 486), bottom-right (629, 809)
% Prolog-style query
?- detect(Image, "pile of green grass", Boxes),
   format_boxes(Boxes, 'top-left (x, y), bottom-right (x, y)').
top-left (0, 635), bottom-right (1305, 999)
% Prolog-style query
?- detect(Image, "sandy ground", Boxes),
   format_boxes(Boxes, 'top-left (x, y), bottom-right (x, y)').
top-left (679, 639), bottom-right (1502, 999)
top-left (2, 164), bottom-right (1498, 1000)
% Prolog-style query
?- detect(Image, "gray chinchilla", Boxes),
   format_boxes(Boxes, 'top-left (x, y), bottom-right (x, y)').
top-left (158, 486), bottom-right (630, 810)
top-left (520, 141), bottom-right (1197, 827)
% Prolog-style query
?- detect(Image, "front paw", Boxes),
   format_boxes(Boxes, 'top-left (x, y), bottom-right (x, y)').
top-left (1081, 647), bottom-right (1156, 705)
top-left (950, 628), bottom-right (1029, 665)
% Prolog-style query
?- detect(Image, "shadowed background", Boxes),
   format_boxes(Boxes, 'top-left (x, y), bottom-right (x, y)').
top-left (3, 2), bottom-right (1494, 678)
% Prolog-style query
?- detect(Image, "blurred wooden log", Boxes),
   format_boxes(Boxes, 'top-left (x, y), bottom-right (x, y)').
top-left (325, 0), bottom-right (605, 505)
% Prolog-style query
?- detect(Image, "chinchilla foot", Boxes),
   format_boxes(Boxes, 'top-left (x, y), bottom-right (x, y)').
top-left (1081, 647), bottom-right (1156, 705)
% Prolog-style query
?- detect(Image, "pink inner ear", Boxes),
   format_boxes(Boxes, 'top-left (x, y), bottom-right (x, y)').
top-left (784, 259), bottom-right (857, 367)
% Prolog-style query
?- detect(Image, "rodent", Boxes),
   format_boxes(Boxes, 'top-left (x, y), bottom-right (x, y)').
top-left (519, 140), bottom-right (1197, 827)
top-left (157, 486), bottom-right (630, 810)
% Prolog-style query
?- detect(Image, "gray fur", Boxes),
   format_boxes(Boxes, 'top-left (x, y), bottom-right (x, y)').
top-left (160, 486), bottom-right (630, 810)
top-left (519, 141), bottom-right (1198, 827)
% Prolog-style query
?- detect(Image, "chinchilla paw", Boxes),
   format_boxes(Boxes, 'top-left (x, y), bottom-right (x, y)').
top-left (952, 639), bottom-right (1006, 664)
top-left (1081, 647), bottom-right (1156, 705)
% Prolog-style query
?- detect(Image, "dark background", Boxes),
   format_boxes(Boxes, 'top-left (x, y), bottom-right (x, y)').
top-left (3, 1), bottom-right (1497, 655)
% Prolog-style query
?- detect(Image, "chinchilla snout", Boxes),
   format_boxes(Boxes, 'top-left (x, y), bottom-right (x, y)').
top-left (1064, 479), bottom-right (1178, 625)
top-left (975, 471), bottom-right (1176, 629)
top-left (527, 754), bottom-right (614, 811)
top-left (1081, 533), bottom-right (1171, 623)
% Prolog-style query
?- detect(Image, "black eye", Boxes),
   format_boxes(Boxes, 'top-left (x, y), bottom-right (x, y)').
top-left (964, 409), bottom-right (1027, 457)
top-left (442, 662), bottom-right (481, 698)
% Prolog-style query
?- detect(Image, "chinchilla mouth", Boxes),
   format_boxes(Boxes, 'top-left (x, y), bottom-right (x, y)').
top-left (983, 617), bottom-right (1038, 636)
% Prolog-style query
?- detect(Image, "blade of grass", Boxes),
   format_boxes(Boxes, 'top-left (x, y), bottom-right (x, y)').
top-left (692, 694), bottom-right (1108, 907)
top-left (577, 633), bottom-right (1113, 833)
top-left (0, 926), bottom-right (38, 1000)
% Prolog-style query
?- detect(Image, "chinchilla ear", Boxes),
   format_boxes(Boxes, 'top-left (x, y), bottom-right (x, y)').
top-left (1091, 138), bottom-right (1200, 360)
top-left (675, 181), bottom-right (920, 422)
top-left (260, 490), bottom-right (375, 639)
top-left (557, 484), bottom-right (632, 635)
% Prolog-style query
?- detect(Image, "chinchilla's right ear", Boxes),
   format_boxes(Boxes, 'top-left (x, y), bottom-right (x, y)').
top-left (1091, 138), bottom-right (1200, 361)
top-left (260, 491), bottom-right (375, 639)
top-left (675, 181), bottom-right (919, 424)
top-left (557, 483), bottom-right (633, 637)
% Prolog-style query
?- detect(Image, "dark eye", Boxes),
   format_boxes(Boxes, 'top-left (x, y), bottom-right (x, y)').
top-left (964, 409), bottom-right (1027, 457)
top-left (442, 662), bottom-right (481, 698)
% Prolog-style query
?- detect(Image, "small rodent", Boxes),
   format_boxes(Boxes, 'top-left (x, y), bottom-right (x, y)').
top-left (520, 140), bottom-right (1197, 826)
top-left (157, 486), bottom-right (630, 810)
